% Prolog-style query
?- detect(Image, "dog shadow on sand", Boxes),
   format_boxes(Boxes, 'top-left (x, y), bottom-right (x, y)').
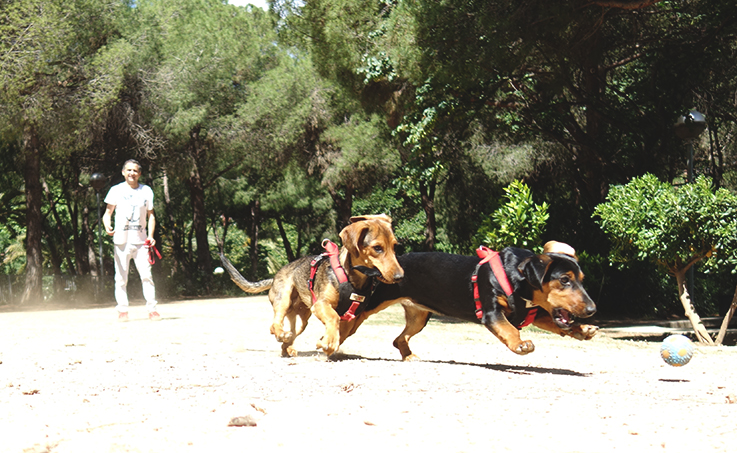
top-left (322, 351), bottom-right (590, 377)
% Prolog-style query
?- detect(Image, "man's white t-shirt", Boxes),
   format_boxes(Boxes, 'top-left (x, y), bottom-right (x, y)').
top-left (104, 182), bottom-right (154, 246)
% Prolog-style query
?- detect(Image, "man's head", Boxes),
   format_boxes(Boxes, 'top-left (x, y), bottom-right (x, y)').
top-left (122, 160), bottom-right (142, 187)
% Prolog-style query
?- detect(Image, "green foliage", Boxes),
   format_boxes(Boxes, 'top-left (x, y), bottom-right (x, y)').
top-left (353, 184), bottom-right (425, 251)
top-left (1, 232), bottom-right (26, 275)
top-left (3, 0), bottom-right (737, 314)
top-left (323, 114), bottom-right (400, 192)
top-left (352, 185), bottom-right (402, 215)
top-left (477, 180), bottom-right (549, 251)
top-left (0, 0), bottom-right (128, 146)
top-left (134, 0), bottom-right (278, 144)
top-left (594, 174), bottom-right (737, 274)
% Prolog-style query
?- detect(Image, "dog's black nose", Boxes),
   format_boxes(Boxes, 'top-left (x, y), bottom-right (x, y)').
top-left (584, 302), bottom-right (597, 317)
top-left (393, 272), bottom-right (404, 282)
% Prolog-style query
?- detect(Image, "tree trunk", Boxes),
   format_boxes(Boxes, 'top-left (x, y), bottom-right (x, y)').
top-left (674, 269), bottom-right (714, 345)
top-left (715, 285), bottom-right (737, 345)
top-left (328, 184), bottom-right (353, 231)
top-left (187, 128), bottom-right (212, 279)
top-left (21, 125), bottom-right (44, 304)
top-left (162, 168), bottom-right (187, 274)
top-left (83, 206), bottom-right (98, 276)
top-left (44, 226), bottom-right (64, 297)
top-left (42, 180), bottom-right (76, 275)
top-left (276, 217), bottom-right (295, 262)
top-left (188, 168), bottom-right (212, 274)
top-left (77, 204), bottom-right (92, 276)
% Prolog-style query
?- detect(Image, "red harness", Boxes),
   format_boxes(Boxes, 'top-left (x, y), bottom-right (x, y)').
top-left (308, 239), bottom-right (364, 321)
top-left (472, 246), bottom-right (537, 328)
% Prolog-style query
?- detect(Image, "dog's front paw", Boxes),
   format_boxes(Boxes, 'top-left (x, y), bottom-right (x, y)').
top-left (270, 323), bottom-right (285, 338)
top-left (272, 326), bottom-right (293, 343)
top-left (402, 353), bottom-right (421, 362)
top-left (570, 324), bottom-right (599, 340)
top-left (316, 336), bottom-right (339, 356)
top-left (511, 340), bottom-right (535, 355)
top-left (281, 344), bottom-right (297, 358)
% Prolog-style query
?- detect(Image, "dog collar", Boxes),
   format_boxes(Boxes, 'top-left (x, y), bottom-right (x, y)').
top-left (472, 246), bottom-right (514, 320)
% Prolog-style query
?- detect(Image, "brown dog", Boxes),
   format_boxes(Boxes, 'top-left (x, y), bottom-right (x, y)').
top-left (220, 214), bottom-right (404, 357)
top-left (341, 241), bottom-right (598, 361)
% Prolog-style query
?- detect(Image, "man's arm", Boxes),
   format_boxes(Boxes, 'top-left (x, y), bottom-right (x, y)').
top-left (103, 204), bottom-right (115, 236)
top-left (146, 210), bottom-right (156, 246)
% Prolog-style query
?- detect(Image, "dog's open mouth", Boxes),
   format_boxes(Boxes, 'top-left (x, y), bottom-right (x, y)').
top-left (552, 308), bottom-right (575, 330)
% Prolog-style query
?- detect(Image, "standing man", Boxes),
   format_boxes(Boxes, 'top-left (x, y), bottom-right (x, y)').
top-left (102, 159), bottom-right (160, 321)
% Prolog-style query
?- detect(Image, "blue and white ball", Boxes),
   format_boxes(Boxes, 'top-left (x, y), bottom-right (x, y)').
top-left (660, 334), bottom-right (694, 367)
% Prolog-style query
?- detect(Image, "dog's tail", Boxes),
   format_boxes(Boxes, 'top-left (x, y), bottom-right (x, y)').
top-left (219, 253), bottom-right (273, 294)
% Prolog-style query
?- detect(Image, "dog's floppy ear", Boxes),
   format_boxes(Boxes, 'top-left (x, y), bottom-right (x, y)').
top-left (543, 241), bottom-right (578, 260)
top-left (340, 222), bottom-right (368, 258)
top-left (349, 214), bottom-right (392, 225)
top-left (518, 254), bottom-right (553, 290)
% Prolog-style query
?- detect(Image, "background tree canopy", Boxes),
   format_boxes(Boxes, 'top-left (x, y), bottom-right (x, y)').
top-left (2, 0), bottom-right (737, 319)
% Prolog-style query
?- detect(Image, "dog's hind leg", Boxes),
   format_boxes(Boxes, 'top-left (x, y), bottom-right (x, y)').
top-left (393, 302), bottom-right (431, 361)
top-left (268, 282), bottom-right (297, 346)
top-left (278, 307), bottom-right (301, 358)
top-left (281, 300), bottom-right (312, 357)
top-left (279, 312), bottom-right (298, 357)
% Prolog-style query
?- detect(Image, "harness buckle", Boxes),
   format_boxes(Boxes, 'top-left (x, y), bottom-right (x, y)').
top-left (340, 301), bottom-right (362, 321)
top-left (474, 308), bottom-right (484, 320)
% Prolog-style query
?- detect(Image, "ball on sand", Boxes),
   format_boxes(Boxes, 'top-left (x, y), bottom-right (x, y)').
top-left (660, 334), bottom-right (694, 367)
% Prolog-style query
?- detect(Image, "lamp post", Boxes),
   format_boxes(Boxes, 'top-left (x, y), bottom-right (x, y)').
top-left (674, 110), bottom-right (707, 183)
top-left (673, 110), bottom-right (706, 305)
top-left (90, 173), bottom-right (107, 295)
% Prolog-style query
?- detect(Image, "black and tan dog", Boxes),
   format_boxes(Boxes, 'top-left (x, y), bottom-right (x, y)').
top-left (340, 241), bottom-right (598, 361)
top-left (220, 214), bottom-right (404, 357)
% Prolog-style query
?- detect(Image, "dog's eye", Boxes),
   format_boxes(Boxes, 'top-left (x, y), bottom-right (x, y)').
top-left (560, 275), bottom-right (571, 286)
top-left (373, 245), bottom-right (383, 254)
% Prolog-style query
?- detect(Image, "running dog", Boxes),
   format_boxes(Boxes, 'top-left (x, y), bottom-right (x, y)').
top-left (220, 214), bottom-right (404, 357)
top-left (341, 241), bottom-right (598, 360)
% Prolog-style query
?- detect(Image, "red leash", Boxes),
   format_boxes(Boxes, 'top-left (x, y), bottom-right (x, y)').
top-left (145, 239), bottom-right (162, 265)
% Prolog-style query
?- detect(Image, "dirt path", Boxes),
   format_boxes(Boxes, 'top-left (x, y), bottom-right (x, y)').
top-left (1, 296), bottom-right (736, 452)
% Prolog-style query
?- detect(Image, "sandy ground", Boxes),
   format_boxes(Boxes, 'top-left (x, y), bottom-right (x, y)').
top-left (1, 296), bottom-right (736, 453)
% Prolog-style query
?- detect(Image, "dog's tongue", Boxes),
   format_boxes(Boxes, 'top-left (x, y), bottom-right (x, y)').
top-left (556, 309), bottom-right (572, 325)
